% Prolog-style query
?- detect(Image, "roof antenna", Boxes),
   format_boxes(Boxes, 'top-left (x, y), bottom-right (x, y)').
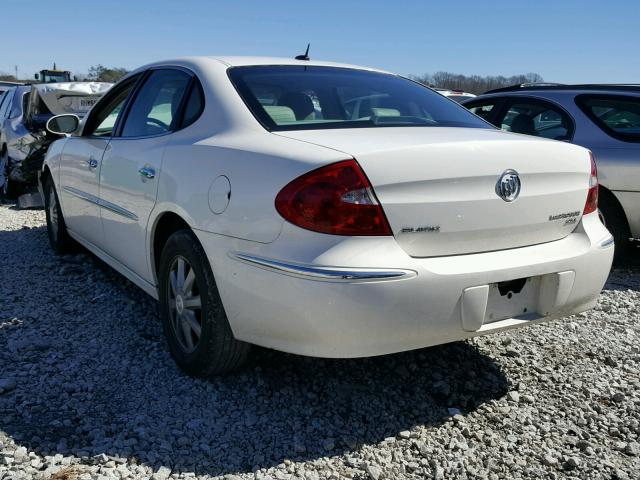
top-left (295, 43), bottom-right (310, 61)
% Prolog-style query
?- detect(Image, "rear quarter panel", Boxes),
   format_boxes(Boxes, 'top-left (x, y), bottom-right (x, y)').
top-left (153, 129), bottom-right (346, 243)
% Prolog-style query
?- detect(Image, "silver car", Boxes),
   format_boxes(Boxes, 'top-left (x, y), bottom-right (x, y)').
top-left (0, 82), bottom-right (112, 198)
top-left (463, 85), bottom-right (640, 261)
top-left (0, 85), bottom-right (32, 197)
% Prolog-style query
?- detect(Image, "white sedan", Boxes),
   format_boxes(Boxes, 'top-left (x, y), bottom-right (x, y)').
top-left (41, 56), bottom-right (614, 376)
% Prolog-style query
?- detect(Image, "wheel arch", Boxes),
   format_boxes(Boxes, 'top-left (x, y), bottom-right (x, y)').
top-left (599, 184), bottom-right (631, 235)
top-left (150, 210), bottom-right (197, 285)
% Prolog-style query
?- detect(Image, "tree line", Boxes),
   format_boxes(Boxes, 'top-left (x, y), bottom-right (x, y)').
top-left (410, 72), bottom-right (545, 94)
top-left (3, 66), bottom-right (544, 94)
top-left (0, 65), bottom-right (130, 83)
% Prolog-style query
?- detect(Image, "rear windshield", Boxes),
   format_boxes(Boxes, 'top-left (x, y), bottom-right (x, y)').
top-left (228, 65), bottom-right (491, 131)
top-left (576, 94), bottom-right (640, 143)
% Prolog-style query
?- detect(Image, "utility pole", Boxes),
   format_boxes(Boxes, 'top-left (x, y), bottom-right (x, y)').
top-left (14, 65), bottom-right (18, 81)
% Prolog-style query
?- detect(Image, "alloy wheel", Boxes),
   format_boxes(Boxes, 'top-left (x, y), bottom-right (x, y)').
top-left (167, 255), bottom-right (203, 353)
top-left (48, 187), bottom-right (59, 238)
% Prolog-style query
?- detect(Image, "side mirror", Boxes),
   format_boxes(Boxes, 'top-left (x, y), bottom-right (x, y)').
top-left (46, 114), bottom-right (80, 135)
top-left (34, 73), bottom-right (40, 80)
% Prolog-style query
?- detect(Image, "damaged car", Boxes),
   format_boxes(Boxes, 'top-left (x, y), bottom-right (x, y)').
top-left (0, 81), bottom-right (112, 199)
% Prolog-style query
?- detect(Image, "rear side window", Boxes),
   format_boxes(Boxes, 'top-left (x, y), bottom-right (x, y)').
top-left (577, 94), bottom-right (640, 143)
top-left (498, 101), bottom-right (574, 141)
top-left (467, 102), bottom-right (497, 121)
top-left (180, 81), bottom-right (205, 128)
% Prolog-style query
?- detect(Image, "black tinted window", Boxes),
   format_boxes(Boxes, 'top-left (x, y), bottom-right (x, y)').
top-left (181, 81), bottom-right (204, 128)
top-left (577, 95), bottom-right (640, 143)
top-left (229, 66), bottom-right (490, 131)
top-left (121, 69), bottom-right (191, 138)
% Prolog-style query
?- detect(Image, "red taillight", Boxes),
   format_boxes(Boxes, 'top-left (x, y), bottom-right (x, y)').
top-left (583, 151), bottom-right (598, 215)
top-left (275, 160), bottom-right (392, 236)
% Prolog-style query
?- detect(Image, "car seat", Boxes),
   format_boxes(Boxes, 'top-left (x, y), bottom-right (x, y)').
top-left (279, 92), bottom-right (315, 120)
top-left (510, 114), bottom-right (536, 135)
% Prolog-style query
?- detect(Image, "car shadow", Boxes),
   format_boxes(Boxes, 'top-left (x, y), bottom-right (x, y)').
top-left (606, 244), bottom-right (640, 291)
top-left (0, 224), bottom-right (509, 477)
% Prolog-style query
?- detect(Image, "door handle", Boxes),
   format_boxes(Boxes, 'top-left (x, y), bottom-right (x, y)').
top-left (86, 158), bottom-right (98, 169)
top-left (138, 167), bottom-right (156, 179)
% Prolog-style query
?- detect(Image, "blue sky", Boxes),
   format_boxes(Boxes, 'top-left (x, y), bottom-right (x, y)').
top-left (2, 0), bottom-right (638, 83)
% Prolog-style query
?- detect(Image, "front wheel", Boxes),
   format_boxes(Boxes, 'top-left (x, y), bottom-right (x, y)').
top-left (158, 230), bottom-right (250, 376)
top-left (43, 176), bottom-right (76, 254)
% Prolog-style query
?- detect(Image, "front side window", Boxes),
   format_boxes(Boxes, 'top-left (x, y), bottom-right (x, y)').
top-left (228, 66), bottom-right (490, 131)
top-left (84, 75), bottom-right (140, 137)
top-left (576, 94), bottom-right (640, 143)
top-left (498, 101), bottom-right (573, 140)
top-left (121, 69), bottom-right (191, 137)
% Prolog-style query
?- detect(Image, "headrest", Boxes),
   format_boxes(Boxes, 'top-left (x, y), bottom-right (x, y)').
top-left (279, 92), bottom-right (315, 120)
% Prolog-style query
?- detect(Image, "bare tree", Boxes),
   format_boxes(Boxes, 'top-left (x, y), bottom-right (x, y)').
top-left (410, 71), bottom-right (545, 95)
top-left (88, 65), bottom-right (129, 83)
top-left (0, 72), bottom-right (17, 82)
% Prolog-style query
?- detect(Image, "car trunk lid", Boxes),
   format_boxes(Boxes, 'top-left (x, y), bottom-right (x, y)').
top-left (276, 127), bottom-right (590, 257)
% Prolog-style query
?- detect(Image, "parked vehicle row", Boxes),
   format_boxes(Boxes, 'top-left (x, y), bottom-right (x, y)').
top-left (461, 84), bottom-right (640, 260)
top-left (0, 80), bottom-right (112, 199)
top-left (38, 56), bottom-right (613, 375)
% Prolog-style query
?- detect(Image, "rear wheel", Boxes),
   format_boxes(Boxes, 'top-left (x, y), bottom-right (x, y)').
top-left (43, 176), bottom-right (76, 254)
top-left (158, 230), bottom-right (250, 376)
top-left (598, 190), bottom-right (631, 264)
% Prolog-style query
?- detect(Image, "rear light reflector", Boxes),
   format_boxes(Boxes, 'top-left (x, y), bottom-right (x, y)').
top-left (275, 160), bottom-right (392, 236)
top-left (583, 151), bottom-right (598, 215)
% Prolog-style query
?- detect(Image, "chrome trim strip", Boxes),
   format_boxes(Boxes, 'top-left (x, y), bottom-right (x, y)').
top-left (63, 186), bottom-right (138, 221)
top-left (599, 236), bottom-right (615, 248)
top-left (230, 252), bottom-right (416, 282)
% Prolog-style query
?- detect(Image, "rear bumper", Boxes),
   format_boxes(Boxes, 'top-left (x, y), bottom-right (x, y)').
top-left (195, 213), bottom-right (613, 358)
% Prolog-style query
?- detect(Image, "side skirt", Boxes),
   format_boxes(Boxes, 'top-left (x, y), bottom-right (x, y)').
top-left (67, 229), bottom-right (159, 300)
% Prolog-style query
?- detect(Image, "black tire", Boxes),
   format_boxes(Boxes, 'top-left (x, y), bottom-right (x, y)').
top-left (0, 152), bottom-right (15, 201)
top-left (598, 190), bottom-right (631, 264)
top-left (43, 176), bottom-right (77, 254)
top-left (158, 230), bottom-right (250, 376)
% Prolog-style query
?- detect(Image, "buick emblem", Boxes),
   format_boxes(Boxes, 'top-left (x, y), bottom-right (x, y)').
top-left (496, 169), bottom-right (521, 202)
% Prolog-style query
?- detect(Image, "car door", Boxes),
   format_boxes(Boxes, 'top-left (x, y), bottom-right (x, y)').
top-left (98, 68), bottom-right (193, 282)
top-left (58, 75), bottom-right (141, 246)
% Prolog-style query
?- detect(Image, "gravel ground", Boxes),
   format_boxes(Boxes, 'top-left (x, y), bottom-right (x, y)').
top-left (0, 204), bottom-right (639, 480)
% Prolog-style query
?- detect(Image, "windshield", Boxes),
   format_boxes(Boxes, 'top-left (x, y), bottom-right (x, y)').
top-left (42, 71), bottom-right (70, 83)
top-left (228, 66), bottom-right (491, 131)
